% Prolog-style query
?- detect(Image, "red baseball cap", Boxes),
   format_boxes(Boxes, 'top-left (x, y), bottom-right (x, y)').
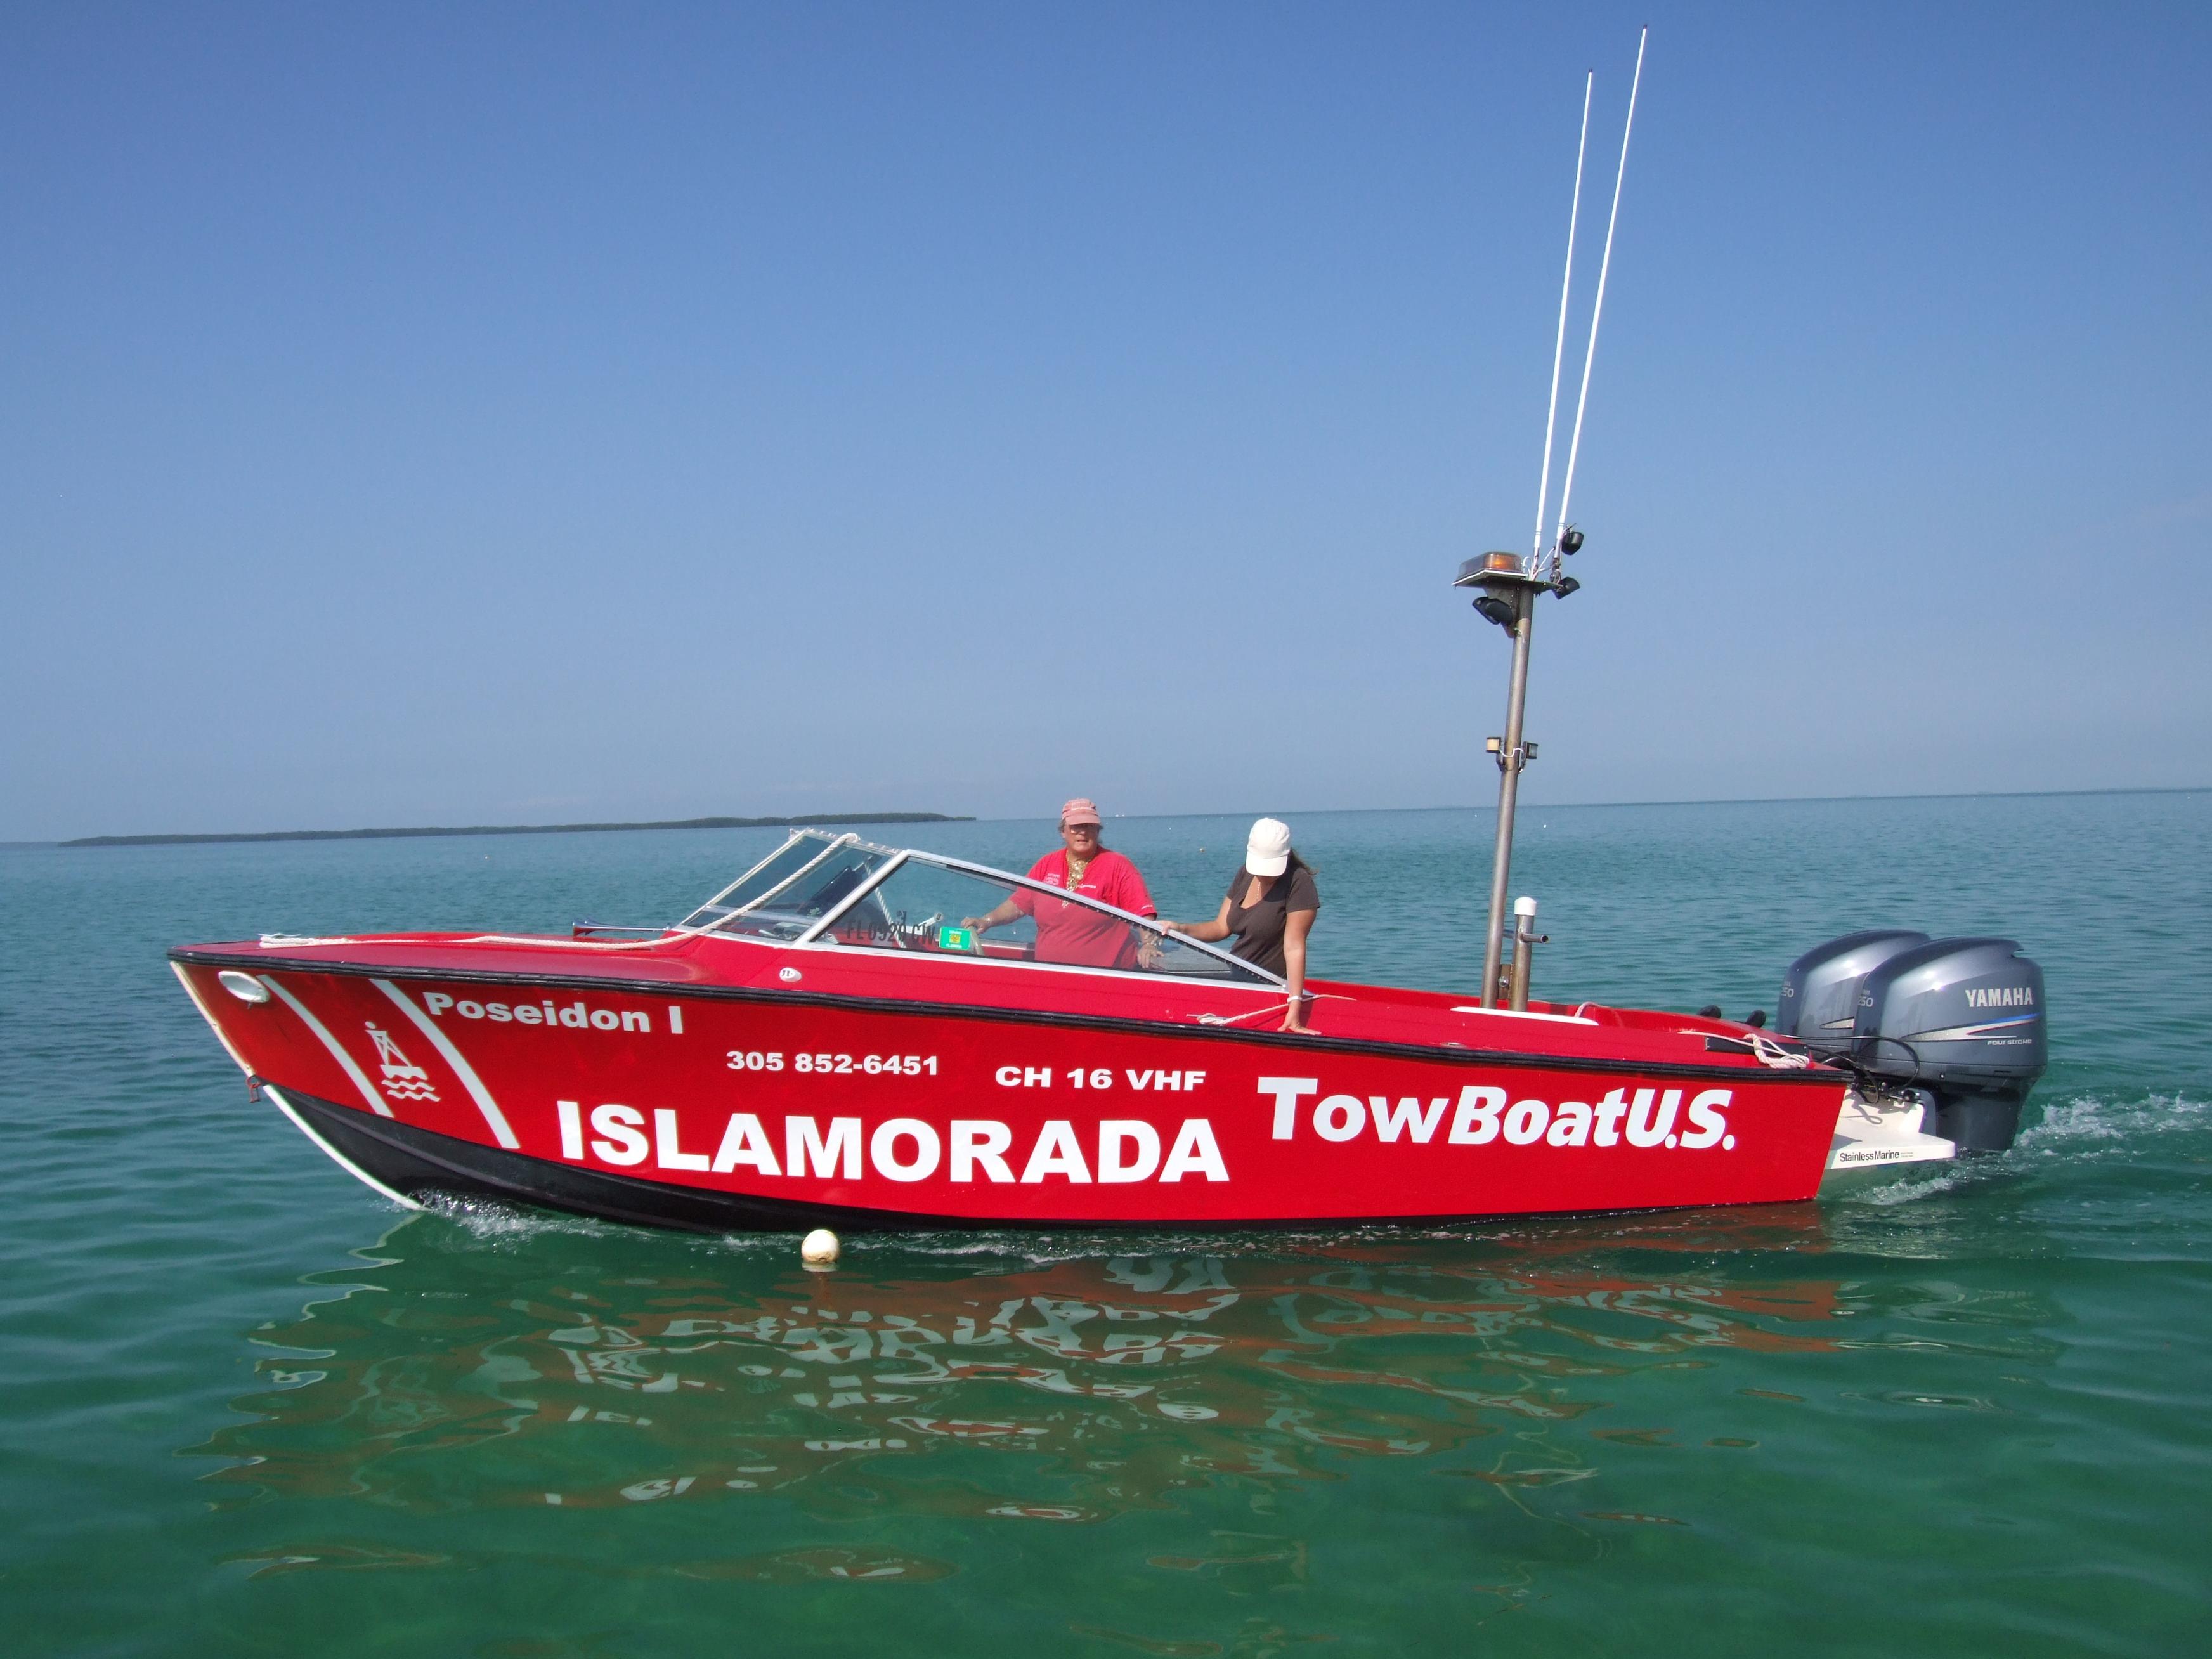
top-left (1060, 798), bottom-right (1103, 828)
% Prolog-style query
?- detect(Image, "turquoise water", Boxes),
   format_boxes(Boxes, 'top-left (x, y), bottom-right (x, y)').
top-left (4, 793), bottom-right (2208, 1655)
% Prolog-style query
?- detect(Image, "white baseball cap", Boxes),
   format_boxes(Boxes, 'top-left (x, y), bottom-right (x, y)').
top-left (1245, 818), bottom-right (1291, 878)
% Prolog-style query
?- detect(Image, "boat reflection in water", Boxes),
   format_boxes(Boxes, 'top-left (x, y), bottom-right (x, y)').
top-left (188, 1206), bottom-right (1897, 1573)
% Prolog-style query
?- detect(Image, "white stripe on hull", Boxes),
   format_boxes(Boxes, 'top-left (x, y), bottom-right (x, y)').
top-left (372, 977), bottom-right (520, 1148)
top-left (259, 973), bottom-right (394, 1117)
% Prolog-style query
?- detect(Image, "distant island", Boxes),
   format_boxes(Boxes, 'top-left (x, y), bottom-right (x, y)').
top-left (62, 812), bottom-right (972, 849)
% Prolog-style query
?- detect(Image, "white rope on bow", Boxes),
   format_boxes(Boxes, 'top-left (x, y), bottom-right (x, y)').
top-left (453, 930), bottom-right (688, 952)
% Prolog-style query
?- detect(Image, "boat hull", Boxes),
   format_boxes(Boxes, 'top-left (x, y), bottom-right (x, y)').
top-left (176, 954), bottom-right (1847, 1230)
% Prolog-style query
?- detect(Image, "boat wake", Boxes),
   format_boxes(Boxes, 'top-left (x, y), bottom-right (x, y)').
top-left (2011, 1090), bottom-right (2208, 1155)
top-left (422, 1192), bottom-right (618, 1244)
top-left (1845, 1164), bottom-right (1973, 1207)
top-left (1842, 1089), bottom-right (2209, 1210)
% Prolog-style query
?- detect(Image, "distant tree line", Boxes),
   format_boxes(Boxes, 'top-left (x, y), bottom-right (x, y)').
top-left (62, 812), bottom-right (972, 848)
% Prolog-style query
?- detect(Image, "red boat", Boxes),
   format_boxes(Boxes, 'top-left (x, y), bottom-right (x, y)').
top-left (169, 828), bottom-right (1949, 1232)
top-left (172, 41), bottom-right (2045, 1231)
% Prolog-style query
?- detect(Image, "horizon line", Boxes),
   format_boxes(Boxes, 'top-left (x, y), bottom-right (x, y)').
top-left (1206, 782), bottom-right (2206, 819)
top-left (13, 782), bottom-right (2202, 848)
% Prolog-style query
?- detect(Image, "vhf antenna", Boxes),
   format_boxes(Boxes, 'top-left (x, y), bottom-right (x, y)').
top-left (1551, 25), bottom-right (1646, 582)
top-left (1530, 73), bottom-right (1592, 576)
top-left (1459, 27), bottom-right (1646, 1006)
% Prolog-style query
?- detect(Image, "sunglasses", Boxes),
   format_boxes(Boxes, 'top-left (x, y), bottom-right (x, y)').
top-left (1062, 823), bottom-right (1100, 835)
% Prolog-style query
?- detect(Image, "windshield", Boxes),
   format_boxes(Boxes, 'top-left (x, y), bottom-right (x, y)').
top-left (677, 833), bottom-right (901, 943)
top-left (813, 856), bottom-right (1278, 986)
top-left (679, 831), bottom-right (1278, 985)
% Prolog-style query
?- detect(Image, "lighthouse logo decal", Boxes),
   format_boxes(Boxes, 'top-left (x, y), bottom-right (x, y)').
top-left (365, 1024), bottom-right (441, 1103)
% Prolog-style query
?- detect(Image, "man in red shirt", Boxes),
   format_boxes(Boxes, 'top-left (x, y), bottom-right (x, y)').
top-left (963, 798), bottom-right (1157, 969)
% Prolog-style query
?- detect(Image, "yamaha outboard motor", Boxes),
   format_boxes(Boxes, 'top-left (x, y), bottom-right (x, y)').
top-left (1775, 930), bottom-right (1930, 1058)
top-left (1852, 937), bottom-right (2047, 1152)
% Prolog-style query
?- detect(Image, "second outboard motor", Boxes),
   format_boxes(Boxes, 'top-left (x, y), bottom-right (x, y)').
top-left (1853, 938), bottom-right (2047, 1152)
top-left (1775, 930), bottom-right (1930, 1057)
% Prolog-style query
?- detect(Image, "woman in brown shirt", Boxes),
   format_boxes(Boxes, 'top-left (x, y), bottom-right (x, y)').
top-left (1160, 818), bottom-right (1320, 1032)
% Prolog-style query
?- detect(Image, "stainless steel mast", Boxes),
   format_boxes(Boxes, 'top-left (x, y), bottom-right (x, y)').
top-left (1479, 565), bottom-right (1540, 1005)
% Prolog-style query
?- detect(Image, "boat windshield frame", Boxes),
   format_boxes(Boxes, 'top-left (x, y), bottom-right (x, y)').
top-left (674, 831), bottom-right (874, 932)
top-left (680, 828), bottom-right (1284, 989)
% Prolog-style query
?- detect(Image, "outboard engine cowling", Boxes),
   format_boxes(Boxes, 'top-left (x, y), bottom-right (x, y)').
top-left (1852, 937), bottom-right (2046, 1152)
top-left (1775, 930), bottom-right (1930, 1057)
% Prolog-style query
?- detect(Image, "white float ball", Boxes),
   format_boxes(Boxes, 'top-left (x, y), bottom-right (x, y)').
top-left (800, 1228), bottom-right (840, 1267)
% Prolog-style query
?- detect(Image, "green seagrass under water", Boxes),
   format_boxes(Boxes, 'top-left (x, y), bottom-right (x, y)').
top-left (3, 794), bottom-right (2207, 1656)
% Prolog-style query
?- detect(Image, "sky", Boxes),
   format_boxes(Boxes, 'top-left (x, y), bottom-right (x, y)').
top-left (4, 2), bottom-right (2208, 840)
